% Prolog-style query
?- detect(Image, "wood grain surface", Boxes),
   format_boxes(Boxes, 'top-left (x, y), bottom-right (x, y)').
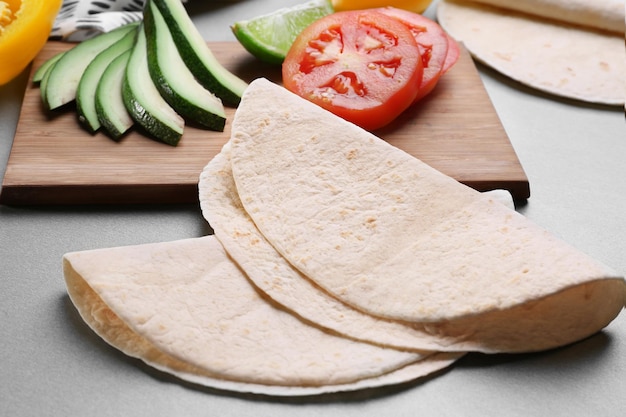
top-left (0, 41), bottom-right (529, 205)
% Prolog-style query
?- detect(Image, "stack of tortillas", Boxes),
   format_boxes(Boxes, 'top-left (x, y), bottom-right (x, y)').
top-left (436, 0), bottom-right (625, 106)
top-left (64, 78), bottom-right (626, 396)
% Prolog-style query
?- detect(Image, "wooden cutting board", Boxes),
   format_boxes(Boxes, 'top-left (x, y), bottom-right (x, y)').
top-left (0, 41), bottom-right (529, 205)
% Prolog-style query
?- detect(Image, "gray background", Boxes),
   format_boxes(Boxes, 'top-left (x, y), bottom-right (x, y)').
top-left (1, 1), bottom-right (624, 415)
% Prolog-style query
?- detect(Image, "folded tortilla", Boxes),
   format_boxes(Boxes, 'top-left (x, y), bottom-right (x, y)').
top-left (64, 236), bottom-right (460, 395)
top-left (436, 0), bottom-right (625, 105)
top-left (467, 0), bottom-right (624, 34)
top-left (227, 78), bottom-right (625, 345)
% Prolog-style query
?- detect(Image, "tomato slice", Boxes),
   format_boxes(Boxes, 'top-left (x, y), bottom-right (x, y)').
top-left (282, 10), bottom-right (423, 131)
top-left (375, 7), bottom-right (450, 101)
top-left (376, 7), bottom-right (448, 101)
top-left (441, 33), bottom-right (460, 75)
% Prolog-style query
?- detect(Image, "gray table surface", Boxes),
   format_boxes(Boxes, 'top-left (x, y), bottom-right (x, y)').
top-left (1, 1), bottom-right (624, 416)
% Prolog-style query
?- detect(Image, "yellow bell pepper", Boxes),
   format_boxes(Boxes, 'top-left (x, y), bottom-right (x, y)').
top-left (332, 0), bottom-right (434, 13)
top-left (0, 0), bottom-right (62, 85)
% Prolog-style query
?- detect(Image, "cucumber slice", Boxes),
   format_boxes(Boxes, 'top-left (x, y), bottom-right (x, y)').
top-left (33, 51), bottom-right (65, 84)
top-left (144, 0), bottom-right (226, 132)
top-left (96, 50), bottom-right (134, 141)
top-left (152, 0), bottom-right (248, 106)
top-left (39, 57), bottom-right (56, 105)
top-left (43, 22), bottom-right (139, 111)
top-left (122, 25), bottom-right (184, 146)
top-left (77, 27), bottom-right (138, 133)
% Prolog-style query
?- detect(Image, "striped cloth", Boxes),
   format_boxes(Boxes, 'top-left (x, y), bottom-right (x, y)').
top-left (51, 0), bottom-right (154, 41)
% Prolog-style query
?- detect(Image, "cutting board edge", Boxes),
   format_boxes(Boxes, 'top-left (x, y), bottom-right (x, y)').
top-left (0, 178), bottom-right (530, 206)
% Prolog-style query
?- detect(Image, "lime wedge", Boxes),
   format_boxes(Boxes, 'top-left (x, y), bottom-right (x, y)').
top-left (232, 0), bottom-right (334, 65)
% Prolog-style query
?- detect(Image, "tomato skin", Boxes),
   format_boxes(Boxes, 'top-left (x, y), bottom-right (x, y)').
top-left (282, 10), bottom-right (423, 131)
top-left (375, 7), bottom-right (450, 101)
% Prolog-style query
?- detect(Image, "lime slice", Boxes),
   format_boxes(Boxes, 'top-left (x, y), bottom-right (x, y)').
top-left (232, 0), bottom-right (334, 65)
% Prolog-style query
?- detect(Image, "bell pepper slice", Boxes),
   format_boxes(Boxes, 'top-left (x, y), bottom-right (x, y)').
top-left (0, 0), bottom-right (62, 85)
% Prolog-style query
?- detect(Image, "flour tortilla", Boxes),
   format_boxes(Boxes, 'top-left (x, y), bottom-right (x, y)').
top-left (436, 0), bottom-right (625, 105)
top-left (64, 236), bottom-right (460, 395)
top-left (228, 78), bottom-right (625, 335)
top-left (200, 143), bottom-right (626, 353)
top-left (466, 0), bottom-right (624, 34)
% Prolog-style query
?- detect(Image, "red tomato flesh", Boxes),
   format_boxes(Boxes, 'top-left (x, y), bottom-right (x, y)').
top-left (376, 7), bottom-right (450, 101)
top-left (282, 10), bottom-right (423, 131)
